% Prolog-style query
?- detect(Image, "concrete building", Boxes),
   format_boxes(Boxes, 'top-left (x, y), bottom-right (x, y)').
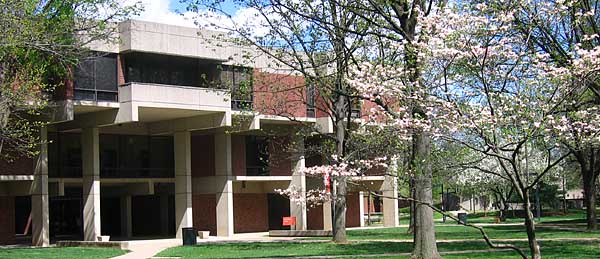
top-left (0, 20), bottom-right (399, 246)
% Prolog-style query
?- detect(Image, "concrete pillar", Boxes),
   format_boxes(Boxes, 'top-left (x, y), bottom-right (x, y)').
top-left (290, 136), bottom-right (307, 230)
top-left (359, 191), bottom-right (365, 227)
top-left (322, 201), bottom-right (332, 231)
top-left (160, 194), bottom-right (170, 236)
top-left (215, 134), bottom-right (234, 237)
top-left (382, 175), bottom-right (399, 227)
top-left (31, 127), bottom-right (49, 247)
top-left (82, 127), bottom-right (101, 241)
top-left (120, 196), bottom-right (132, 238)
top-left (174, 131), bottom-right (193, 238)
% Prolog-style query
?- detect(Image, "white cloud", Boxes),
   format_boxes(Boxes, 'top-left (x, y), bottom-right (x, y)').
top-left (122, 0), bottom-right (270, 37)
top-left (125, 0), bottom-right (197, 27)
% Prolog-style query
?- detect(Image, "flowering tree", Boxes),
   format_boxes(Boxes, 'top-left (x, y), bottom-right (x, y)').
top-left (490, 0), bottom-right (600, 231)
top-left (347, 2), bottom-right (591, 258)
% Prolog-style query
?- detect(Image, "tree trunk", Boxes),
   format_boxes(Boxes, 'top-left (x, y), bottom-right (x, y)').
top-left (523, 191), bottom-right (542, 259)
top-left (333, 176), bottom-right (348, 243)
top-left (410, 131), bottom-right (441, 259)
top-left (408, 177), bottom-right (415, 234)
top-left (582, 168), bottom-right (598, 231)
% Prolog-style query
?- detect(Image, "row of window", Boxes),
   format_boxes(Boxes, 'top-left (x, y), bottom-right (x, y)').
top-left (48, 133), bottom-right (288, 178)
top-left (72, 52), bottom-right (328, 115)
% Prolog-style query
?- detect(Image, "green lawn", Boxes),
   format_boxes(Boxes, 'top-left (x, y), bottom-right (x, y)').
top-left (342, 224), bottom-right (600, 240)
top-left (157, 240), bottom-right (600, 259)
top-left (436, 209), bottom-right (597, 225)
top-left (0, 247), bottom-right (126, 259)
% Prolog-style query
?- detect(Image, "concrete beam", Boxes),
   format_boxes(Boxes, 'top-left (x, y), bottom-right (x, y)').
top-left (174, 131), bottom-right (193, 238)
top-left (359, 191), bottom-right (365, 227)
top-left (54, 108), bottom-right (129, 132)
top-left (31, 127), bottom-right (49, 247)
top-left (82, 127), bottom-right (101, 241)
top-left (148, 112), bottom-right (230, 135)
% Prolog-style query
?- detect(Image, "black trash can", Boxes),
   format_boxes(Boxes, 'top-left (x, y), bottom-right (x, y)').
top-left (182, 227), bottom-right (197, 246)
top-left (458, 213), bottom-right (468, 224)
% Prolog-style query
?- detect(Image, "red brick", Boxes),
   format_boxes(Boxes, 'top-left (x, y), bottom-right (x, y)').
top-left (192, 194), bottom-right (217, 235)
top-left (269, 136), bottom-right (292, 176)
top-left (307, 204), bottom-right (324, 230)
top-left (0, 157), bottom-right (34, 176)
top-left (233, 194), bottom-right (268, 233)
top-left (253, 71), bottom-right (307, 118)
top-left (232, 135), bottom-right (246, 176)
top-left (0, 197), bottom-right (16, 245)
top-left (346, 193), bottom-right (361, 227)
top-left (191, 135), bottom-right (215, 177)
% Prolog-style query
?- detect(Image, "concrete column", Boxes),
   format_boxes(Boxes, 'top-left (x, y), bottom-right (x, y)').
top-left (82, 127), bottom-right (101, 241)
top-left (290, 136), bottom-right (307, 230)
top-left (31, 127), bottom-right (49, 246)
top-left (174, 131), bottom-right (193, 238)
top-left (215, 134), bottom-right (234, 237)
top-left (120, 196), bottom-right (132, 238)
top-left (322, 201), bottom-right (332, 231)
top-left (359, 191), bottom-right (365, 227)
top-left (382, 175), bottom-right (399, 227)
top-left (160, 194), bottom-right (170, 236)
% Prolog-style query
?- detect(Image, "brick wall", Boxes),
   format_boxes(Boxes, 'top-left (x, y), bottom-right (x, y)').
top-left (232, 135), bottom-right (246, 176)
top-left (307, 205), bottom-right (324, 230)
top-left (346, 193), bottom-right (361, 227)
top-left (269, 136), bottom-right (292, 176)
top-left (192, 194), bottom-right (217, 235)
top-left (253, 71), bottom-right (307, 118)
top-left (191, 135), bottom-right (215, 177)
top-left (0, 197), bottom-right (15, 245)
top-left (233, 193), bottom-right (268, 233)
top-left (0, 157), bottom-right (33, 176)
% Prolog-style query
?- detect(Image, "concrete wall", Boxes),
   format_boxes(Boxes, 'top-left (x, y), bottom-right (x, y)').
top-left (0, 197), bottom-right (16, 245)
top-left (233, 193), bottom-right (269, 233)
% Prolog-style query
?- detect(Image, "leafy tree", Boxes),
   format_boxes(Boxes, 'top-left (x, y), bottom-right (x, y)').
top-left (0, 0), bottom-right (139, 158)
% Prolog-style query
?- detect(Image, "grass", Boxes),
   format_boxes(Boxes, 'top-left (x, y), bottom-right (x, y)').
top-left (0, 247), bottom-right (126, 259)
top-left (436, 209), bottom-right (596, 225)
top-left (157, 240), bottom-right (600, 259)
top-left (341, 224), bottom-right (600, 240)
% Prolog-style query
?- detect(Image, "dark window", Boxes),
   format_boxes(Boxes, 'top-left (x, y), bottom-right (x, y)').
top-left (245, 136), bottom-right (269, 176)
top-left (48, 133), bottom-right (82, 178)
top-left (222, 66), bottom-right (253, 110)
top-left (123, 52), bottom-right (220, 88)
top-left (74, 54), bottom-right (118, 102)
top-left (306, 84), bottom-right (316, 117)
top-left (100, 134), bottom-right (174, 178)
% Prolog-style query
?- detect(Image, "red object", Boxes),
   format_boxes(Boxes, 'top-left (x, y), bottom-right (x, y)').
top-left (325, 174), bottom-right (331, 194)
top-left (282, 216), bottom-right (296, 226)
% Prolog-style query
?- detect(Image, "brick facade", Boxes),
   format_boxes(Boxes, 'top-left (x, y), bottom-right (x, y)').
top-left (346, 193), bottom-right (361, 227)
top-left (268, 136), bottom-right (292, 176)
top-left (0, 157), bottom-right (33, 176)
top-left (233, 193), bottom-right (269, 233)
top-left (253, 71), bottom-right (307, 118)
top-left (191, 135), bottom-right (215, 177)
top-left (192, 194), bottom-right (217, 235)
top-left (232, 135), bottom-right (246, 176)
top-left (307, 204), bottom-right (324, 230)
top-left (0, 197), bottom-right (16, 245)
